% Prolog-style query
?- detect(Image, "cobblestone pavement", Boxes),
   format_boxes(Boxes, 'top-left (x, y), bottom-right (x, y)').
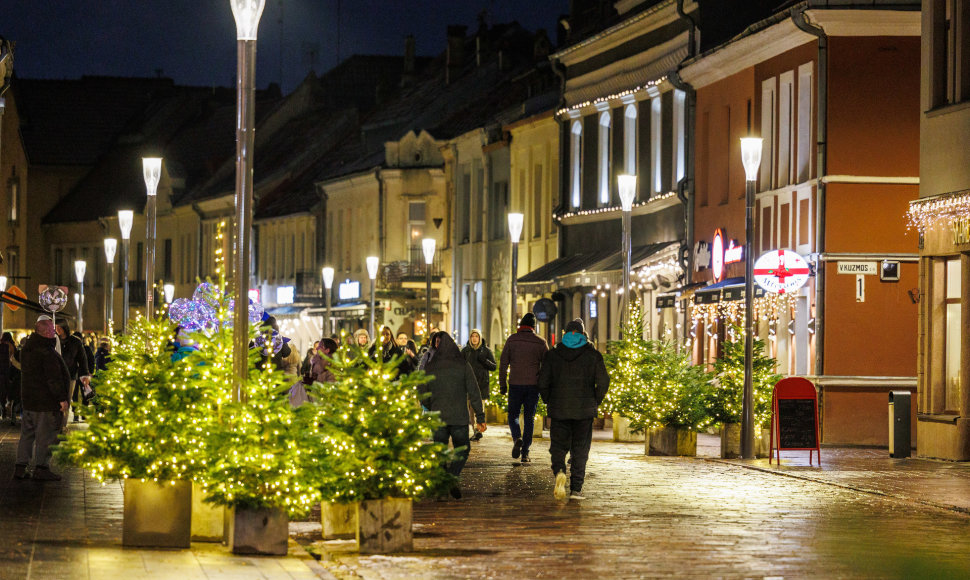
top-left (310, 427), bottom-right (970, 579)
top-left (0, 424), bottom-right (333, 580)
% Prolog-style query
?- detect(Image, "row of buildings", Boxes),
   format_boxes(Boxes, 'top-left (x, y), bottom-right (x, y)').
top-left (0, 0), bottom-right (967, 460)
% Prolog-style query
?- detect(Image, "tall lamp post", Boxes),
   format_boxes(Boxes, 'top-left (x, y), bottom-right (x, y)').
top-left (118, 210), bottom-right (134, 334)
top-left (617, 174), bottom-right (637, 329)
top-left (508, 213), bottom-right (524, 334)
top-left (322, 266), bottom-right (334, 337)
top-left (422, 238), bottom-right (436, 336)
top-left (366, 257), bottom-right (379, 340)
top-left (0, 275), bottom-right (7, 333)
top-left (142, 157), bottom-right (162, 320)
top-left (74, 260), bottom-right (86, 334)
top-left (740, 137), bottom-right (763, 460)
top-left (103, 238), bottom-right (117, 334)
top-left (230, 0), bottom-right (266, 400)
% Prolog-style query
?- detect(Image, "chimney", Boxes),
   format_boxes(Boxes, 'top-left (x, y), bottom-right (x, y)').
top-left (402, 35), bottom-right (416, 88)
top-left (475, 10), bottom-right (488, 67)
top-left (446, 25), bottom-right (467, 84)
top-left (534, 29), bottom-right (552, 61)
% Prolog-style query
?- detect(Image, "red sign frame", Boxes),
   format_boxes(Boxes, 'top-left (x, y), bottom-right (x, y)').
top-left (769, 377), bottom-right (821, 466)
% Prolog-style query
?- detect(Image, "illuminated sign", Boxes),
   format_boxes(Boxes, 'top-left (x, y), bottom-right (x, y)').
top-left (724, 240), bottom-right (744, 264)
top-left (276, 286), bottom-right (295, 304)
top-left (711, 229), bottom-right (725, 281)
top-left (753, 250), bottom-right (810, 294)
top-left (248, 288), bottom-right (260, 304)
top-left (338, 279), bottom-right (361, 300)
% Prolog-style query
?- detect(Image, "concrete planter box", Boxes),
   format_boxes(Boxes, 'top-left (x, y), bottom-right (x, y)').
top-left (321, 501), bottom-right (358, 540)
top-left (190, 482), bottom-right (225, 542)
top-left (721, 423), bottom-right (742, 458)
top-left (613, 413), bottom-right (645, 442)
top-left (229, 506), bottom-right (288, 556)
top-left (357, 498), bottom-right (412, 553)
top-left (756, 427), bottom-right (771, 458)
top-left (519, 413), bottom-right (543, 438)
top-left (486, 403), bottom-right (507, 424)
top-left (123, 479), bottom-right (191, 549)
top-left (646, 427), bottom-right (697, 457)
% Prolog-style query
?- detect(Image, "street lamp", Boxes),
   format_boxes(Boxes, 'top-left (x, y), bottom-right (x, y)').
top-left (508, 213), bottom-right (524, 334)
top-left (163, 283), bottom-right (175, 305)
top-left (142, 157), bottom-right (162, 320)
top-left (422, 238), bottom-right (436, 337)
top-left (230, 0), bottom-right (266, 402)
top-left (366, 256), bottom-right (380, 340)
top-left (118, 210), bottom-right (134, 334)
top-left (322, 266), bottom-right (334, 337)
top-left (74, 260), bottom-right (86, 334)
top-left (0, 275), bottom-right (7, 333)
top-left (740, 136), bottom-right (763, 460)
top-left (618, 174), bottom-right (637, 329)
top-left (103, 238), bottom-right (117, 334)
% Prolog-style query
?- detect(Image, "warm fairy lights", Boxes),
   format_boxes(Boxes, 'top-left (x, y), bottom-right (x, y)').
top-left (555, 191), bottom-right (677, 222)
top-left (556, 76), bottom-right (667, 118)
top-left (908, 190), bottom-right (970, 236)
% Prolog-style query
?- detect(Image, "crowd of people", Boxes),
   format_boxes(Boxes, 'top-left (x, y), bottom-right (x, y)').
top-left (10, 310), bottom-right (610, 502)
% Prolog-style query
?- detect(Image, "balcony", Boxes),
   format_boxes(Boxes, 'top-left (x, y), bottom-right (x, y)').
top-left (382, 246), bottom-right (443, 289)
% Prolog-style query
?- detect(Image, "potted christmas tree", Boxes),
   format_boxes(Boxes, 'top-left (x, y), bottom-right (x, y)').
top-left (58, 315), bottom-right (211, 549)
top-left (708, 325), bottom-right (781, 458)
top-left (603, 300), bottom-right (651, 442)
top-left (307, 350), bottom-right (452, 553)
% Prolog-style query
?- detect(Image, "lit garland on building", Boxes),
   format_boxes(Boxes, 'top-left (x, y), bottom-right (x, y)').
top-left (707, 324), bottom-right (781, 428)
top-left (907, 189), bottom-right (970, 235)
top-left (555, 76), bottom-right (667, 118)
top-left (688, 292), bottom-right (800, 343)
top-left (554, 191), bottom-right (677, 222)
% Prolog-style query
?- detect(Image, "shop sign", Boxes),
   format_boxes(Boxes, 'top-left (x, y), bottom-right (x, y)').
top-left (754, 250), bottom-right (810, 294)
top-left (711, 229), bottom-right (744, 282)
top-left (338, 279), bottom-right (361, 300)
top-left (836, 261), bottom-right (878, 275)
top-left (276, 286), bottom-right (295, 304)
top-left (656, 295), bottom-right (676, 309)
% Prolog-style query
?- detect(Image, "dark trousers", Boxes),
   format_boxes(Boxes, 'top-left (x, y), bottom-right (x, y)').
top-left (16, 410), bottom-right (62, 469)
top-left (549, 417), bottom-right (594, 493)
top-left (507, 385), bottom-right (539, 453)
top-left (433, 424), bottom-right (471, 478)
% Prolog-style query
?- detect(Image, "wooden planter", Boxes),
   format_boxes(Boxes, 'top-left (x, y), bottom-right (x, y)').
top-left (229, 505), bottom-right (288, 556)
top-left (321, 501), bottom-right (358, 540)
top-left (357, 497), bottom-right (412, 553)
top-left (755, 427), bottom-right (772, 458)
top-left (645, 427), bottom-right (697, 457)
top-left (518, 413), bottom-right (543, 438)
top-left (613, 413), bottom-right (645, 442)
top-left (190, 482), bottom-right (225, 542)
top-left (123, 479), bottom-right (192, 549)
top-left (720, 423), bottom-right (742, 458)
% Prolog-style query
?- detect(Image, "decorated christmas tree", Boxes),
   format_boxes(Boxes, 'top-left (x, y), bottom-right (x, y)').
top-left (307, 350), bottom-right (453, 502)
top-left (602, 299), bottom-right (651, 417)
top-left (58, 315), bottom-right (214, 483)
top-left (707, 324), bottom-right (782, 428)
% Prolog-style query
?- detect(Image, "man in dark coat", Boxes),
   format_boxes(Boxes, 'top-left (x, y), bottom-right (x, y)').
top-left (56, 321), bottom-right (90, 423)
top-left (499, 313), bottom-right (548, 462)
top-left (461, 329), bottom-right (496, 441)
top-left (15, 316), bottom-right (72, 480)
top-left (418, 332), bottom-right (486, 499)
top-left (538, 318), bottom-right (609, 501)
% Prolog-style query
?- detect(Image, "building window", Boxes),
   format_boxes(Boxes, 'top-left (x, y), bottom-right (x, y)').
top-left (474, 165), bottom-right (485, 243)
top-left (532, 165), bottom-right (543, 239)
top-left (760, 78), bottom-right (776, 191)
top-left (570, 120), bottom-right (582, 208)
top-left (8, 179), bottom-right (19, 223)
top-left (944, 257), bottom-right (962, 412)
top-left (163, 238), bottom-right (172, 280)
top-left (623, 104), bottom-right (637, 176)
top-left (489, 181), bottom-right (509, 241)
top-left (460, 171), bottom-right (472, 243)
top-left (797, 63), bottom-right (813, 183)
top-left (409, 201), bottom-right (426, 247)
top-left (932, 0), bottom-right (970, 106)
top-left (672, 91), bottom-right (686, 185)
top-left (778, 71), bottom-right (794, 188)
top-left (597, 111), bottom-right (611, 206)
top-left (651, 97), bottom-right (662, 195)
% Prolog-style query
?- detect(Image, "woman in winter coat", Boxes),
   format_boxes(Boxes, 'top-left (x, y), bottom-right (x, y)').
top-left (417, 332), bottom-right (486, 499)
top-left (369, 326), bottom-right (404, 365)
top-left (461, 329), bottom-right (496, 440)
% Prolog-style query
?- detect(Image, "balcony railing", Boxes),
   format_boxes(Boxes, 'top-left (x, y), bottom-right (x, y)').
top-left (382, 247), bottom-right (443, 288)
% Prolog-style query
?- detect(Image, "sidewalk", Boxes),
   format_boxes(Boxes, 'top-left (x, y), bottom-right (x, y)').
top-left (0, 423), bottom-right (334, 580)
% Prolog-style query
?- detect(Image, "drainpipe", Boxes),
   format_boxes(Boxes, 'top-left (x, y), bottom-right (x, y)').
top-left (448, 143), bottom-right (461, 338)
top-left (792, 7), bottom-right (827, 378)
top-left (676, 0), bottom-right (698, 58)
top-left (374, 168), bottom-right (385, 262)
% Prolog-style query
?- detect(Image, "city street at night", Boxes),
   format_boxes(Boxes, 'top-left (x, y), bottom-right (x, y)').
top-left (4, 423), bottom-right (970, 579)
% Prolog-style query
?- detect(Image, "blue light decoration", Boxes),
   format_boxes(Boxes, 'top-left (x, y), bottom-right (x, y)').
top-left (167, 283), bottom-right (279, 351)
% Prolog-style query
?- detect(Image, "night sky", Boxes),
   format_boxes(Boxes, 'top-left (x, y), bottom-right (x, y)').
top-left (4, 0), bottom-right (569, 94)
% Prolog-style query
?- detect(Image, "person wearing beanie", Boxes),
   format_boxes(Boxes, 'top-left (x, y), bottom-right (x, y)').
top-left (499, 311), bottom-right (548, 462)
top-left (538, 317), bottom-right (609, 501)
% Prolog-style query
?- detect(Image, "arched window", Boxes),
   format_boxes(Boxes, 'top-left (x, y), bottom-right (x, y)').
top-left (570, 120), bottom-right (583, 208)
top-left (673, 90), bottom-right (686, 184)
top-left (624, 104), bottom-right (637, 176)
top-left (651, 97), bottom-right (662, 195)
top-left (598, 111), bottom-right (611, 205)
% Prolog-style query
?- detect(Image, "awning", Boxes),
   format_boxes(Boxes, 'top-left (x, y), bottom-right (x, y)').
top-left (517, 241), bottom-right (679, 286)
top-left (305, 302), bottom-right (368, 317)
top-left (656, 282), bottom-right (706, 309)
top-left (694, 277), bottom-right (765, 304)
top-left (266, 306), bottom-right (304, 317)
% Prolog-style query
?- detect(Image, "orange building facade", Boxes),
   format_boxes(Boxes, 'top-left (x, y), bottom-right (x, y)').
top-left (681, 7), bottom-right (921, 446)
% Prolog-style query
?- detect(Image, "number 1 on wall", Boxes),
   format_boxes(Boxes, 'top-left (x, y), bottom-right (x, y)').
top-left (856, 274), bottom-right (865, 303)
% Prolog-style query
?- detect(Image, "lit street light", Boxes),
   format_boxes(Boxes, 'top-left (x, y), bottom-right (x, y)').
top-left (740, 136), bottom-right (763, 460)
top-left (508, 213), bottom-right (524, 334)
top-left (163, 283), bottom-right (175, 305)
top-left (142, 157), bottom-right (162, 320)
top-left (103, 238), bottom-right (117, 334)
top-left (322, 266), bottom-right (334, 337)
top-left (366, 256), bottom-right (380, 340)
top-left (422, 238), bottom-right (436, 337)
top-left (618, 174), bottom-right (637, 329)
top-left (74, 260), bottom-right (86, 334)
top-left (230, 0), bottom-right (266, 402)
top-left (118, 210), bottom-right (134, 334)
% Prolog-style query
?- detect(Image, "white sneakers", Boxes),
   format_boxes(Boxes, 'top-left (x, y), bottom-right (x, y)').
top-left (554, 471), bottom-right (568, 500)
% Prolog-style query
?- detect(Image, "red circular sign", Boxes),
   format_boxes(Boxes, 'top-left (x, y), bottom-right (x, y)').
top-left (711, 229), bottom-right (725, 282)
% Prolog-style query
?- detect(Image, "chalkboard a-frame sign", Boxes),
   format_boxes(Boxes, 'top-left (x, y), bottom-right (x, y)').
top-left (770, 377), bottom-right (821, 466)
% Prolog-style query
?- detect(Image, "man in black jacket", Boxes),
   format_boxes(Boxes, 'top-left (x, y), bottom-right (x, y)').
top-left (538, 318), bottom-right (609, 501)
top-left (56, 321), bottom-right (90, 423)
top-left (15, 316), bottom-right (72, 480)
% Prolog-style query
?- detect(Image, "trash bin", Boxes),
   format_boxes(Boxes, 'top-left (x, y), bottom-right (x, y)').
top-left (889, 391), bottom-right (911, 458)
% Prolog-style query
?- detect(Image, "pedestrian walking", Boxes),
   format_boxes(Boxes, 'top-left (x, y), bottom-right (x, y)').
top-left (396, 332), bottom-right (418, 374)
top-left (538, 318), bottom-right (609, 501)
top-left (369, 326), bottom-right (404, 364)
top-left (94, 339), bottom-right (111, 373)
top-left (352, 328), bottom-right (370, 351)
top-left (15, 315), bottom-right (72, 481)
top-left (290, 338), bottom-right (339, 407)
top-left (417, 332), bottom-right (486, 499)
top-left (461, 329), bottom-right (497, 441)
top-left (499, 313), bottom-right (548, 463)
top-left (0, 332), bottom-right (21, 424)
top-left (56, 322), bottom-right (90, 424)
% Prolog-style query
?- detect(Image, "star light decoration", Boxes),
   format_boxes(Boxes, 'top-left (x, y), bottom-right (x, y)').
top-left (907, 190), bottom-right (970, 235)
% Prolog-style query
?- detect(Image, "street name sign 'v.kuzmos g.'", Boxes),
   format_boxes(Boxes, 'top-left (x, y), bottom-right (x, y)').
top-left (770, 377), bottom-right (821, 466)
